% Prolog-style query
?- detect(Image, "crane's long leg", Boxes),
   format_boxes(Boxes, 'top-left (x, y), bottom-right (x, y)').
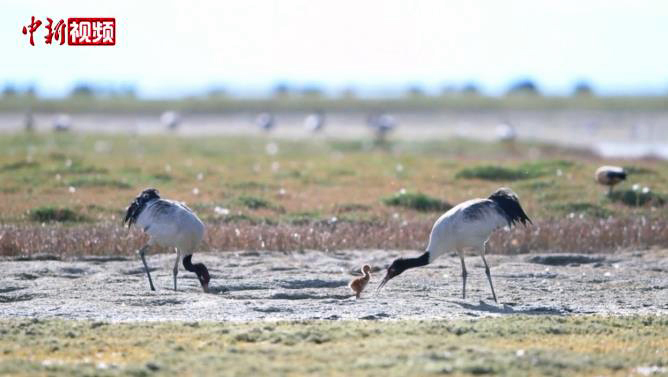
top-left (481, 242), bottom-right (498, 303)
top-left (459, 251), bottom-right (467, 300)
top-left (173, 248), bottom-right (180, 291)
top-left (138, 244), bottom-right (155, 291)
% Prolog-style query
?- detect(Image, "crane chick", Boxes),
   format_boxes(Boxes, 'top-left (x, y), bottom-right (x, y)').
top-left (595, 166), bottom-right (627, 195)
top-left (349, 265), bottom-right (372, 299)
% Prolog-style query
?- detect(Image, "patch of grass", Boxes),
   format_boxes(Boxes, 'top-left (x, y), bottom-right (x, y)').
top-left (51, 160), bottom-right (108, 174)
top-left (29, 207), bottom-right (86, 222)
top-left (457, 165), bottom-right (530, 181)
top-left (0, 316), bottom-right (666, 376)
top-left (549, 202), bottom-right (612, 218)
top-left (0, 160), bottom-right (39, 171)
top-left (609, 189), bottom-right (665, 207)
top-left (334, 203), bottom-right (371, 213)
top-left (383, 190), bottom-right (451, 212)
top-left (151, 173), bottom-right (172, 182)
top-left (66, 177), bottom-right (132, 189)
top-left (274, 169), bottom-right (304, 180)
top-left (220, 213), bottom-right (261, 224)
top-left (623, 166), bottom-right (656, 175)
top-left (329, 168), bottom-right (356, 177)
top-left (228, 181), bottom-right (276, 191)
top-left (456, 160), bottom-right (573, 181)
top-left (282, 211), bottom-right (321, 225)
top-left (237, 195), bottom-right (272, 210)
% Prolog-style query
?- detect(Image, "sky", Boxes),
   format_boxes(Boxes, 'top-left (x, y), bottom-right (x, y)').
top-left (2, 0), bottom-right (668, 97)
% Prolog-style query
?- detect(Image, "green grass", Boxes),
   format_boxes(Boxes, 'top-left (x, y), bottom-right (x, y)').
top-left (29, 207), bottom-right (86, 222)
top-left (3, 94), bottom-right (668, 113)
top-left (0, 160), bottom-right (40, 171)
top-left (0, 316), bottom-right (666, 376)
top-left (237, 195), bottom-right (273, 210)
top-left (609, 189), bottom-right (666, 207)
top-left (65, 176), bottom-right (132, 189)
top-left (383, 190), bottom-right (451, 212)
top-left (0, 133), bottom-right (666, 228)
top-left (456, 160), bottom-right (573, 181)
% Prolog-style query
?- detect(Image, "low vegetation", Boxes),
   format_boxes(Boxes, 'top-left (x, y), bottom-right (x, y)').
top-left (609, 188), bottom-right (665, 207)
top-left (383, 190), bottom-right (451, 212)
top-left (0, 316), bottom-right (666, 376)
top-left (0, 133), bottom-right (666, 256)
top-left (455, 160), bottom-right (573, 181)
top-left (28, 207), bottom-right (86, 223)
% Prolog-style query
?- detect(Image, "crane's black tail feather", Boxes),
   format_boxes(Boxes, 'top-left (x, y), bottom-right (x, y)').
top-left (489, 187), bottom-right (532, 227)
top-left (123, 188), bottom-right (160, 227)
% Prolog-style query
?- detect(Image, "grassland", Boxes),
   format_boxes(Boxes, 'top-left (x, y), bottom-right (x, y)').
top-left (0, 316), bottom-right (666, 376)
top-left (3, 94), bottom-right (668, 113)
top-left (0, 132), bottom-right (667, 256)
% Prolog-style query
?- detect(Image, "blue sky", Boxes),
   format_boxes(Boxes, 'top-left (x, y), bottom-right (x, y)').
top-left (2, 0), bottom-right (668, 97)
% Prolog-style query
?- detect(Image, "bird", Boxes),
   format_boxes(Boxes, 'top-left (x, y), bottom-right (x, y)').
top-left (123, 188), bottom-right (210, 292)
top-left (256, 112), bottom-right (275, 132)
top-left (53, 114), bottom-right (71, 132)
top-left (376, 188), bottom-right (531, 303)
top-left (349, 265), bottom-right (371, 299)
top-left (304, 111), bottom-right (325, 133)
top-left (367, 113), bottom-right (397, 142)
top-left (24, 109), bottom-right (34, 132)
top-left (495, 123), bottom-right (516, 143)
top-left (160, 111), bottom-right (181, 131)
top-left (595, 166), bottom-right (627, 195)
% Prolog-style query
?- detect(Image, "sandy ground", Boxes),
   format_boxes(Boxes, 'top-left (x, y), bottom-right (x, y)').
top-left (1, 249), bottom-right (666, 322)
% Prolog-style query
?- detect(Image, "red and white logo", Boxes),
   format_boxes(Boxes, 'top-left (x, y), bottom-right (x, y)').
top-left (21, 16), bottom-right (116, 46)
top-left (68, 18), bottom-right (115, 46)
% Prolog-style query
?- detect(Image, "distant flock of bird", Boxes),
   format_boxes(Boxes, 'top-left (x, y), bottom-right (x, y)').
top-left (29, 110), bottom-right (526, 145)
top-left (26, 110), bottom-right (399, 141)
top-left (125, 163), bottom-right (626, 300)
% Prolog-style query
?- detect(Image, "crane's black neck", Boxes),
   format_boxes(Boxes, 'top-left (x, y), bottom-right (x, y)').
top-left (405, 252), bottom-right (430, 269)
top-left (393, 252), bottom-right (430, 275)
top-left (183, 254), bottom-right (210, 288)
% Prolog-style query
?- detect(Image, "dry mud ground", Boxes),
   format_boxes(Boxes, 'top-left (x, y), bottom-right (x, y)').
top-left (1, 249), bottom-right (667, 322)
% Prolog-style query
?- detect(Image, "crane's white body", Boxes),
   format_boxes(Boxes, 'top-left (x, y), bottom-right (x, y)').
top-left (495, 123), bottom-right (517, 142)
top-left (135, 199), bottom-right (205, 253)
top-left (378, 188), bottom-right (529, 303)
top-left (256, 113), bottom-right (275, 131)
top-left (304, 113), bottom-right (325, 132)
top-left (161, 111), bottom-right (181, 130)
top-left (53, 114), bottom-right (71, 132)
top-left (426, 198), bottom-right (508, 262)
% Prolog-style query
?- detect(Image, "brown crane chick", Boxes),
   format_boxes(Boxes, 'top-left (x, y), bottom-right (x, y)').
top-left (349, 265), bottom-right (371, 299)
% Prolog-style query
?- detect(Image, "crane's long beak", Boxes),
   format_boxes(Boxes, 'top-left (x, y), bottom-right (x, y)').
top-left (202, 282), bottom-right (209, 293)
top-left (376, 273), bottom-right (391, 294)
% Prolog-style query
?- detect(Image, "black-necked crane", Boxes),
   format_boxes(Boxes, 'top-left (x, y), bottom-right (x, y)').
top-left (53, 114), bottom-right (71, 132)
top-left (367, 113), bottom-right (397, 142)
top-left (349, 265), bottom-right (371, 299)
top-left (495, 123), bottom-right (517, 143)
top-left (595, 166), bottom-right (627, 195)
top-left (304, 111), bottom-right (325, 133)
top-left (124, 188), bottom-right (210, 292)
top-left (160, 111), bottom-right (181, 131)
top-left (256, 112), bottom-right (275, 132)
top-left (377, 188), bottom-right (531, 303)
